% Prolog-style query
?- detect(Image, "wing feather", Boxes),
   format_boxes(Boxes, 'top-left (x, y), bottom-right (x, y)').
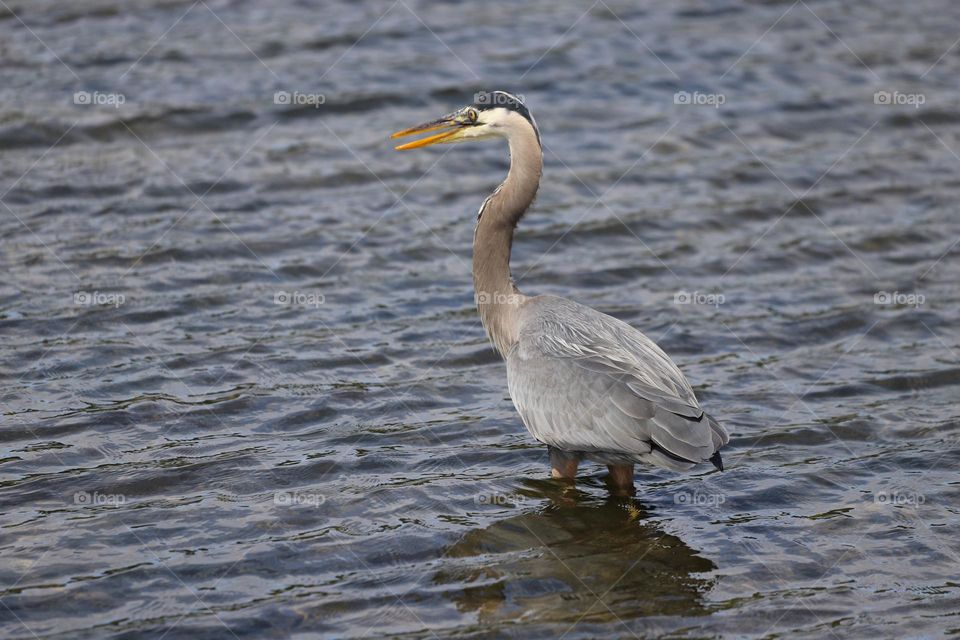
top-left (506, 295), bottom-right (728, 469)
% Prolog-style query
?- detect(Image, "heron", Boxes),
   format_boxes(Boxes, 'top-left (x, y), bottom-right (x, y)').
top-left (391, 91), bottom-right (728, 494)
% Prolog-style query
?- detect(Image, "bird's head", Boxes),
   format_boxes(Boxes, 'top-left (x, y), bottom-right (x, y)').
top-left (391, 91), bottom-right (539, 150)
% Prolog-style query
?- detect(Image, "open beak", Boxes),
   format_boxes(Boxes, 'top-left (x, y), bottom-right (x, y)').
top-left (391, 115), bottom-right (466, 150)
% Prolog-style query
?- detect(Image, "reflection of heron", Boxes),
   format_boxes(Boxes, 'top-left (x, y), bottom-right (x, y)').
top-left (434, 480), bottom-right (716, 624)
top-left (393, 91), bottom-right (728, 494)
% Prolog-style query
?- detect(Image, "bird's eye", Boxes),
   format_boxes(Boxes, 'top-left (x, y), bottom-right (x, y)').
top-left (467, 109), bottom-right (478, 123)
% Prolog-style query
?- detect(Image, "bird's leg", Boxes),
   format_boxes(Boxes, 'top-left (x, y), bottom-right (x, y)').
top-left (550, 460), bottom-right (579, 480)
top-left (548, 447), bottom-right (579, 481)
top-left (606, 464), bottom-right (635, 496)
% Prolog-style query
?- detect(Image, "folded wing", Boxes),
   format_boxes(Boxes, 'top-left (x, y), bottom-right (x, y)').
top-left (506, 295), bottom-right (729, 470)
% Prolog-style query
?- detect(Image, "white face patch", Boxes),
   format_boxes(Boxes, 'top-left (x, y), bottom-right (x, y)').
top-left (452, 108), bottom-right (539, 144)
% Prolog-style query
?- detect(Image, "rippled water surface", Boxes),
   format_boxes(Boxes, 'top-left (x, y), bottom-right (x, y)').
top-left (2, 0), bottom-right (960, 638)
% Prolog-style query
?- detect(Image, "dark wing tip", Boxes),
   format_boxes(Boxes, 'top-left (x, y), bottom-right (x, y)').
top-left (649, 439), bottom-right (698, 466)
top-left (709, 451), bottom-right (724, 472)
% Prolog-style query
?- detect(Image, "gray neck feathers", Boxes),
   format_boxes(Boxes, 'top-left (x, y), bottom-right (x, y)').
top-left (472, 120), bottom-right (543, 355)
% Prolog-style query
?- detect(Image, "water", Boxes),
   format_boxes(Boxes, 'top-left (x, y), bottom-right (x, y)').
top-left (2, 0), bottom-right (959, 637)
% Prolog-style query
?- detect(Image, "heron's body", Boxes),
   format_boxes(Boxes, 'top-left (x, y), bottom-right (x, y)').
top-left (506, 294), bottom-right (728, 469)
top-left (393, 91), bottom-right (728, 492)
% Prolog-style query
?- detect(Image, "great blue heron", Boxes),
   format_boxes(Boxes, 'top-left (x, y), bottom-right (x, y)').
top-left (392, 91), bottom-right (728, 494)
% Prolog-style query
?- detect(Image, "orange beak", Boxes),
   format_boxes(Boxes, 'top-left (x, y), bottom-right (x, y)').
top-left (391, 117), bottom-right (465, 150)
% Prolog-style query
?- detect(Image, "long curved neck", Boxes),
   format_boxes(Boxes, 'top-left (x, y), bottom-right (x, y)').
top-left (472, 123), bottom-right (543, 355)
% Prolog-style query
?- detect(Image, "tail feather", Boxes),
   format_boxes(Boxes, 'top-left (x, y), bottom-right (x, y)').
top-left (709, 450), bottom-right (724, 472)
top-left (707, 414), bottom-right (730, 447)
top-left (706, 414), bottom-right (728, 471)
top-left (650, 411), bottom-right (729, 472)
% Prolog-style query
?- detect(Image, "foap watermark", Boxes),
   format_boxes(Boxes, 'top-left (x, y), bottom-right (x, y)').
top-left (474, 91), bottom-right (525, 106)
top-left (73, 91), bottom-right (126, 108)
top-left (674, 90), bottom-right (725, 108)
top-left (74, 491), bottom-right (126, 506)
top-left (273, 90), bottom-right (325, 108)
top-left (674, 290), bottom-right (725, 308)
top-left (874, 290), bottom-right (924, 308)
top-left (274, 490), bottom-right (325, 507)
top-left (274, 290), bottom-right (325, 308)
top-left (474, 492), bottom-right (526, 507)
top-left (673, 490), bottom-right (725, 507)
top-left (74, 290), bottom-right (125, 308)
top-left (475, 291), bottom-right (523, 305)
top-left (874, 489), bottom-right (925, 507)
top-left (873, 90), bottom-right (925, 109)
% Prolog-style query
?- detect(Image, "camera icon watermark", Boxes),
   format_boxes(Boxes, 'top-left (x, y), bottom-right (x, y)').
top-left (73, 91), bottom-right (126, 108)
top-left (474, 290), bottom-right (523, 305)
top-left (874, 290), bottom-right (924, 308)
top-left (273, 290), bottom-right (325, 308)
top-left (674, 90), bottom-right (726, 108)
top-left (673, 290), bottom-right (725, 308)
top-left (74, 491), bottom-right (126, 506)
top-left (473, 91), bottom-right (526, 106)
top-left (474, 492), bottom-right (526, 507)
top-left (874, 490), bottom-right (924, 506)
top-left (673, 490), bottom-right (725, 506)
top-left (274, 490), bottom-right (325, 507)
top-left (873, 90), bottom-right (925, 109)
top-left (273, 90), bottom-right (325, 108)
top-left (74, 290), bottom-right (126, 308)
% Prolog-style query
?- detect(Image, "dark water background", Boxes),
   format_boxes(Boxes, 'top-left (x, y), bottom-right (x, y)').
top-left (2, 0), bottom-right (960, 637)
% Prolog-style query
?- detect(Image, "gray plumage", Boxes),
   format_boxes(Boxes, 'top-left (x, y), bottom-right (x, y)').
top-left (506, 294), bottom-right (728, 470)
